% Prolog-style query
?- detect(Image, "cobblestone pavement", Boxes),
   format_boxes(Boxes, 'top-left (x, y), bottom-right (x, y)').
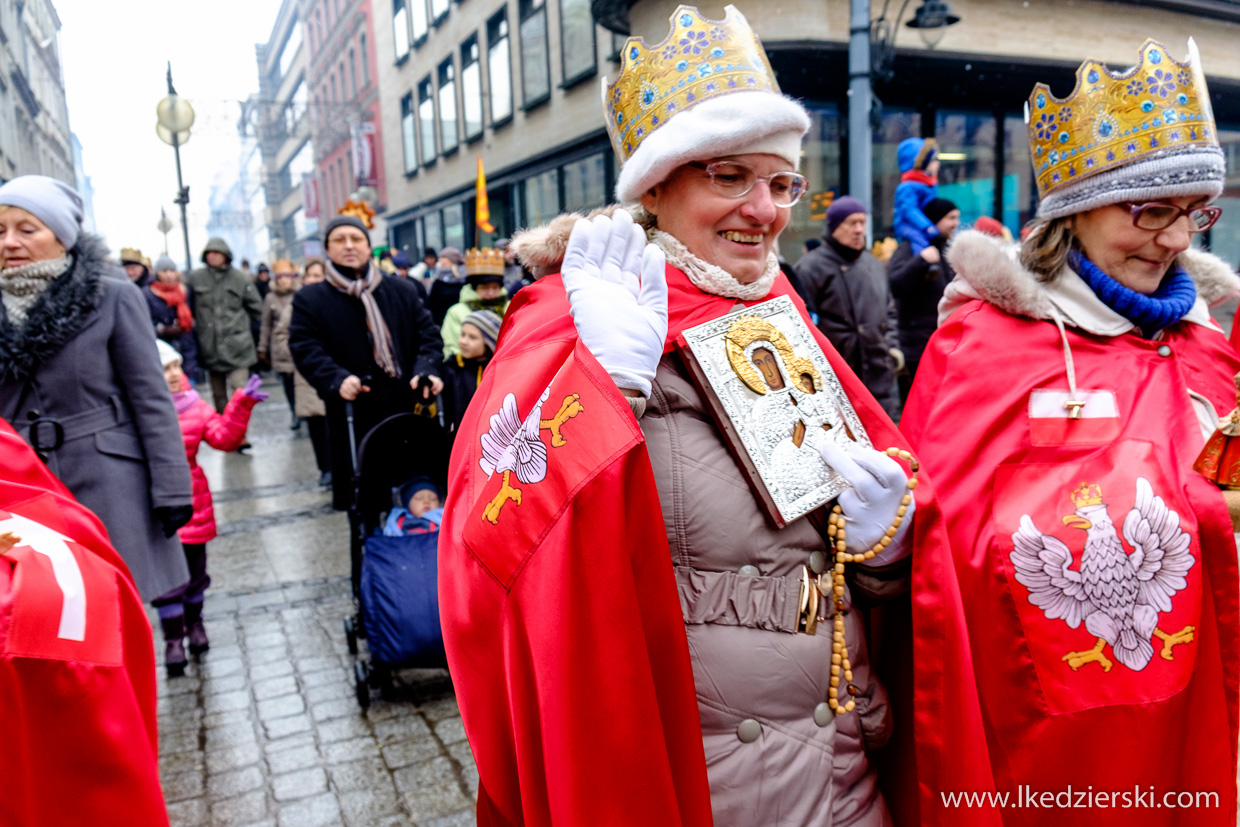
top-left (154, 382), bottom-right (477, 826)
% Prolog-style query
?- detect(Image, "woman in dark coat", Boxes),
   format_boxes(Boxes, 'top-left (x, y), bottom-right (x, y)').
top-left (144, 254), bottom-right (200, 379)
top-left (0, 175), bottom-right (193, 602)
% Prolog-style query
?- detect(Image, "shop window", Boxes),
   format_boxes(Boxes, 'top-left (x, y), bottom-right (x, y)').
top-left (563, 154), bottom-right (605, 213)
top-left (934, 111), bottom-right (997, 230)
top-left (392, 0), bottom-right (410, 61)
top-left (462, 36), bottom-right (483, 141)
top-left (411, 0), bottom-right (428, 43)
top-left (401, 93), bottom-right (418, 174)
top-left (523, 168), bottom-right (560, 227)
top-left (519, 0), bottom-right (550, 108)
top-left (870, 109), bottom-right (921, 238)
top-left (1208, 127), bottom-right (1240, 268)
top-left (559, 0), bottom-right (595, 87)
top-left (487, 10), bottom-right (513, 125)
top-left (444, 202), bottom-right (466, 250)
top-left (418, 76), bottom-right (436, 164)
top-left (784, 105), bottom-right (842, 258)
top-left (1004, 114), bottom-right (1037, 234)
top-left (425, 210), bottom-right (444, 251)
top-left (439, 58), bottom-right (459, 154)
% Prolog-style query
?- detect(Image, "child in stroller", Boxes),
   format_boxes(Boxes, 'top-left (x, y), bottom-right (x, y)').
top-left (382, 476), bottom-right (443, 536)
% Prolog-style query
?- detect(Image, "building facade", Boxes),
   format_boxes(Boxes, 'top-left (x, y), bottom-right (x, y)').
top-left (0, 0), bottom-right (73, 186)
top-left (373, 0), bottom-right (1240, 265)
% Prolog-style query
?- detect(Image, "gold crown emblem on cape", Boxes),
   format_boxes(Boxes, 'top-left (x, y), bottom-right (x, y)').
top-left (1070, 482), bottom-right (1104, 508)
top-left (604, 5), bottom-right (779, 165)
top-left (1027, 39), bottom-right (1217, 200)
top-left (465, 247), bottom-right (505, 276)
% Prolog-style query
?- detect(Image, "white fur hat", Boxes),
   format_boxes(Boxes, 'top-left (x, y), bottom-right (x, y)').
top-left (614, 91), bottom-right (810, 205)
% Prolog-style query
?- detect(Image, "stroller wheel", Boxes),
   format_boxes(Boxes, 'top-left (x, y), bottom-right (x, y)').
top-left (354, 661), bottom-right (370, 709)
top-left (373, 662), bottom-right (395, 699)
top-left (343, 616), bottom-right (358, 655)
top-left (354, 610), bottom-right (367, 640)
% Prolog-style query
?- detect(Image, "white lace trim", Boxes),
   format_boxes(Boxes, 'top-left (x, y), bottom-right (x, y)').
top-left (651, 230), bottom-right (779, 300)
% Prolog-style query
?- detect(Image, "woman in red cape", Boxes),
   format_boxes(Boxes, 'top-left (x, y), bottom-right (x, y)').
top-left (439, 5), bottom-right (993, 825)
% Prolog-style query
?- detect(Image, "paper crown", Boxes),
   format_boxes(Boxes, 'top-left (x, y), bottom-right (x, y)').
top-left (465, 247), bottom-right (505, 276)
top-left (603, 5), bottom-right (779, 166)
top-left (119, 247), bottom-right (144, 265)
top-left (1026, 39), bottom-right (1217, 201)
top-left (1070, 482), bottom-right (1104, 508)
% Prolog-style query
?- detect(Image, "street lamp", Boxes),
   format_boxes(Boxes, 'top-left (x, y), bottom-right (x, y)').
top-left (870, 0), bottom-right (961, 82)
top-left (156, 62), bottom-right (195, 273)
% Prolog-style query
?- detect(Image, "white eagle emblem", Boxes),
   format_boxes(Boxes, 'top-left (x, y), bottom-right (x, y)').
top-left (1009, 478), bottom-right (1196, 673)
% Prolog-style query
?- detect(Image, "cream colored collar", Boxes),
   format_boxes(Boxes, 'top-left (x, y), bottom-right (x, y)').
top-left (652, 230), bottom-right (779, 301)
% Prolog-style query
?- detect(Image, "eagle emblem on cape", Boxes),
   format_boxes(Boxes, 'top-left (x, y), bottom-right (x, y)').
top-left (1009, 478), bottom-right (1196, 673)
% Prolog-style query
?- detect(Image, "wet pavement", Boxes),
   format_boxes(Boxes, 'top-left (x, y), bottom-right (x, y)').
top-left (152, 380), bottom-right (477, 826)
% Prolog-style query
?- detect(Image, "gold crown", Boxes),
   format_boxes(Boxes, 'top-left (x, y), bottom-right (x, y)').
top-left (1027, 39), bottom-right (1217, 200)
top-left (119, 247), bottom-right (144, 264)
top-left (465, 247), bottom-right (505, 276)
top-left (338, 199), bottom-right (375, 229)
top-left (1070, 482), bottom-right (1104, 508)
top-left (604, 5), bottom-right (779, 165)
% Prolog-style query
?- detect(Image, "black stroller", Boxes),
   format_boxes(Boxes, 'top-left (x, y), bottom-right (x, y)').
top-left (341, 405), bottom-right (451, 707)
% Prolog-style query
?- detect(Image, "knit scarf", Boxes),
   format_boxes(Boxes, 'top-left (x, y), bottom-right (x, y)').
top-left (324, 258), bottom-right (399, 378)
top-left (652, 230), bottom-right (779, 301)
top-left (172, 386), bottom-right (201, 415)
top-left (900, 170), bottom-right (938, 187)
top-left (149, 280), bottom-right (195, 331)
top-left (1, 254), bottom-right (73, 326)
top-left (1068, 249), bottom-right (1197, 337)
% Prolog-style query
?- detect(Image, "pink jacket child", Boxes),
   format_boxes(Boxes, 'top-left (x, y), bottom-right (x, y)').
top-left (153, 339), bottom-right (267, 676)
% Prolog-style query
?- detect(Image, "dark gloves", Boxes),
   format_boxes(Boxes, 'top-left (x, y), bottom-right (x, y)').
top-left (156, 323), bottom-right (185, 338)
top-left (155, 504), bottom-right (194, 538)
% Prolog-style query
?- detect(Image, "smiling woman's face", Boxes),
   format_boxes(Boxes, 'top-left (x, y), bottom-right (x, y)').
top-left (1072, 195), bottom-right (1208, 294)
top-left (0, 206), bottom-right (65, 269)
top-left (640, 153), bottom-right (792, 284)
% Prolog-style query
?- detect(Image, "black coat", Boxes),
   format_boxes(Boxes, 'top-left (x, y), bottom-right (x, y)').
top-left (288, 275), bottom-right (443, 508)
top-left (440, 353), bottom-right (489, 437)
top-left (887, 238), bottom-right (954, 374)
top-left (793, 240), bottom-right (900, 418)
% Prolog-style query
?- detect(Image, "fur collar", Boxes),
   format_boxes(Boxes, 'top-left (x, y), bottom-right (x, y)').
top-left (942, 229), bottom-right (1240, 335)
top-left (0, 234), bottom-right (109, 383)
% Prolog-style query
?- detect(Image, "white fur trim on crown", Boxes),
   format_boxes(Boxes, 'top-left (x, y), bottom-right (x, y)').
top-left (614, 91), bottom-right (810, 204)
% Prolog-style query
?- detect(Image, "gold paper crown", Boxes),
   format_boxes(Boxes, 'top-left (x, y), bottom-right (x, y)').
top-left (1070, 482), bottom-right (1104, 508)
top-left (119, 247), bottom-right (144, 264)
top-left (465, 247), bottom-right (505, 276)
top-left (337, 199), bottom-right (375, 229)
top-left (1027, 39), bottom-right (1217, 200)
top-left (604, 5), bottom-right (779, 165)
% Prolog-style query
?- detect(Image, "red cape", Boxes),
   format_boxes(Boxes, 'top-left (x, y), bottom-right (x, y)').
top-left (903, 300), bottom-right (1240, 825)
top-left (0, 419), bottom-right (167, 826)
top-left (441, 265), bottom-right (995, 825)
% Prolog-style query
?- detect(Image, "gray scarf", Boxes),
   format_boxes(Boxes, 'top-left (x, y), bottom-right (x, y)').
top-left (1, 254), bottom-right (74, 326)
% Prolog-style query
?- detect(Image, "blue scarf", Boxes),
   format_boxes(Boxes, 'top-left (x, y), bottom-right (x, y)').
top-left (1068, 249), bottom-right (1197, 337)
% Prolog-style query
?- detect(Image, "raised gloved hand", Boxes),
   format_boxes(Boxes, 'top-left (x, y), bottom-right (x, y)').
top-left (154, 504), bottom-right (194, 538)
top-left (242, 374), bottom-right (269, 402)
top-left (819, 440), bottom-right (915, 566)
top-left (561, 209), bottom-right (667, 397)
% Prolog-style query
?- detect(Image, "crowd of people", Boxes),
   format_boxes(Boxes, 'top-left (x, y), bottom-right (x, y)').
top-left (2, 7), bottom-right (1239, 825)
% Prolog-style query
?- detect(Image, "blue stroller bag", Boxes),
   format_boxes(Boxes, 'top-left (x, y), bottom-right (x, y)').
top-left (359, 531), bottom-right (446, 667)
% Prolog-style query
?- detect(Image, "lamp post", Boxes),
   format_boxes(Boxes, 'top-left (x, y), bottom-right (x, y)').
top-left (848, 0), bottom-right (960, 231)
top-left (156, 62), bottom-right (195, 273)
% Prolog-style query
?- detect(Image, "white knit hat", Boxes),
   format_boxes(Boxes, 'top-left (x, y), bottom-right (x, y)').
top-left (155, 338), bottom-right (182, 368)
top-left (613, 91), bottom-right (810, 204)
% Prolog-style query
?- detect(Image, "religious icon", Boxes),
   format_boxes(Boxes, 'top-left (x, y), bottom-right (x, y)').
top-left (676, 295), bottom-right (869, 528)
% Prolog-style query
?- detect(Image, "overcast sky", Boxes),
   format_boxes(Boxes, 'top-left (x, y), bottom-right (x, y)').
top-left (57, 0), bottom-right (284, 269)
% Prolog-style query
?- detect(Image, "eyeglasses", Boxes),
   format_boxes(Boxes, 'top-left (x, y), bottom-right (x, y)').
top-left (1119, 201), bottom-right (1222, 233)
top-left (687, 161), bottom-right (809, 207)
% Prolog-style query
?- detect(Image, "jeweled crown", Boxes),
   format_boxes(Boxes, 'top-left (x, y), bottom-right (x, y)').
top-left (1071, 482), bottom-right (1104, 508)
top-left (1026, 39), bottom-right (1217, 200)
top-left (603, 5), bottom-right (779, 165)
top-left (465, 247), bottom-right (505, 276)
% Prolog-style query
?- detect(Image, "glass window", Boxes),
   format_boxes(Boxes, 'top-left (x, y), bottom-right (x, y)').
top-left (444, 202), bottom-right (465, 249)
top-left (285, 140), bottom-right (314, 181)
top-left (563, 154), bottom-right (605, 213)
top-left (330, 73), bottom-right (338, 102)
top-left (392, 0), bottom-right (410, 61)
top-left (1004, 114), bottom-right (1037, 235)
top-left (430, 0), bottom-right (449, 24)
top-left (461, 36), bottom-right (483, 140)
top-left (784, 105), bottom-right (842, 258)
top-left (559, 0), bottom-right (595, 86)
top-left (410, 0), bottom-right (428, 42)
top-left (278, 16), bottom-right (302, 79)
top-left (360, 35), bottom-right (369, 88)
top-left (1207, 127), bottom-right (1240, 267)
top-left (284, 79), bottom-right (306, 133)
top-left (401, 93), bottom-right (418, 174)
top-left (934, 111), bottom-right (997, 230)
top-left (870, 109), bottom-right (921, 238)
top-left (424, 210), bottom-right (444, 250)
top-left (523, 168), bottom-right (560, 227)
top-left (438, 58), bottom-right (458, 154)
top-left (418, 76), bottom-right (436, 163)
top-left (487, 11), bottom-right (513, 124)
top-left (518, 0), bottom-right (550, 107)
top-left (348, 48), bottom-right (357, 97)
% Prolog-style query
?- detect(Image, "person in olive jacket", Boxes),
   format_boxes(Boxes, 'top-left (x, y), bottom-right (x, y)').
top-left (186, 237), bottom-right (263, 413)
top-left (793, 196), bottom-right (902, 419)
top-left (289, 216), bottom-right (444, 510)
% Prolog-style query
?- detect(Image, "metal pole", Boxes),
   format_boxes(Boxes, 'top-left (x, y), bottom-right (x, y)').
top-left (848, 0), bottom-right (874, 244)
top-left (173, 133), bottom-right (191, 274)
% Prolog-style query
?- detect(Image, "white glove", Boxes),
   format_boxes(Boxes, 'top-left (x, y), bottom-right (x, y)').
top-left (819, 440), bottom-right (915, 567)
top-left (561, 209), bottom-right (668, 397)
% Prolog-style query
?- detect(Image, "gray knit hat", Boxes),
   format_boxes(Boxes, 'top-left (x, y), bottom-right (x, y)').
top-left (323, 215), bottom-right (371, 245)
top-left (153, 255), bottom-right (178, 273)
top-left (461, 309), bottom-right (502, 353)
top-left (0, 175), bottom-right (84, 249)
top-left (1036, 146), bottom-right (1225, 220)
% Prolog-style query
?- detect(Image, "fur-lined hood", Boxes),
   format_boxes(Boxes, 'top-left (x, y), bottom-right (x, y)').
top-left (510, 205), bottom-right (623, 274)
top-left (0, 233), bottom-right (111, 382)
top-left (942, 229), bottom-right (1240, 336)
